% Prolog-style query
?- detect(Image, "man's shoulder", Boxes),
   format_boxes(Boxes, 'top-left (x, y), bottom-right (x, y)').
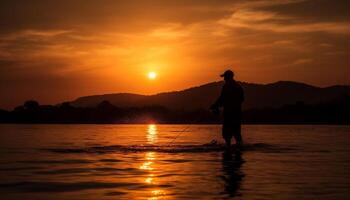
top-left (228, 80), bottom-right (241, 87)
top-left (234, 81), bottom-right (243, 89)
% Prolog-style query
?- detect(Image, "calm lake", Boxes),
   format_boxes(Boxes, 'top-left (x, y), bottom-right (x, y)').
top-left (0, 124), bottom-right (349, 199)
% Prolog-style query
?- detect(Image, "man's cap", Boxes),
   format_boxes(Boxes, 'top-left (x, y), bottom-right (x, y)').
top-left (220, 70), bottom-right (234, 78)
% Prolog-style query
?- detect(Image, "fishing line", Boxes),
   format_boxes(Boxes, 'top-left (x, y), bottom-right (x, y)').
top-left (166, 117), bottom-right (219, 146)
top-left (166, 124), bottom-right (194, 146)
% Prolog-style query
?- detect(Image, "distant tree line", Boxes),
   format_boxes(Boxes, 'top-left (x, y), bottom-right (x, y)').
top-left (0, 97), bottom-right (349, 124)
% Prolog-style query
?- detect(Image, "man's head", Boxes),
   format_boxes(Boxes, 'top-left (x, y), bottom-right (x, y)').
top-left (220, 70), bottom-right (234, 81)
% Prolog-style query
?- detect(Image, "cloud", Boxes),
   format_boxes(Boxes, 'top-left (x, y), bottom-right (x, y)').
top-left (292, 58), bottom-right (314, 65)
top-left (219, 8), bottom-right (350, 34)
top-left (0, 0), bottom-right (350, 109)
top-left (260, 0), bottom-right (350, 23)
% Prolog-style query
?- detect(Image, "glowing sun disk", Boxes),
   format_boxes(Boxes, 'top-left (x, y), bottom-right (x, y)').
top-left (148, 72), bottom-right (157, 80)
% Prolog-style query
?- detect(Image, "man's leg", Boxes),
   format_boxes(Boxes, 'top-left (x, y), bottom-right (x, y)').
top-left (233, 124), bottom-right (243, 150)
top-left (222, 124), bottom-right (232, 150)
top-left (224, 136), bottom-right (231, 149)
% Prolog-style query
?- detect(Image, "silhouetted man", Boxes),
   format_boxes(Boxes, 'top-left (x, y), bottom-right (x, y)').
top-left (211, 70), bottom-right (244, 150)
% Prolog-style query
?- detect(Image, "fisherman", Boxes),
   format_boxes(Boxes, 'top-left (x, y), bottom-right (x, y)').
top-left (211, 70), bottom-right (244, 150)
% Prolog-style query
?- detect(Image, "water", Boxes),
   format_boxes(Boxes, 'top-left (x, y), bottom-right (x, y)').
top-left (0, 124), bottom-right (349, 200)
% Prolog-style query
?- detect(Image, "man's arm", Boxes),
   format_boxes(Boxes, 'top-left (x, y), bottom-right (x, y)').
top-left (240, 85), bottom-right (244, 103)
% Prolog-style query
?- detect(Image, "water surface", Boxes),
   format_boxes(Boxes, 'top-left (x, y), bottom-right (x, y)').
top-left (0, 124), bottom-right (349, 199)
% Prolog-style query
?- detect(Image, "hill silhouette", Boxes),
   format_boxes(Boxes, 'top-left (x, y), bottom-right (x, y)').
top-left (71, 81), bottom-right (350, 110)
top-left (0, 81), bottom-right (349, 124)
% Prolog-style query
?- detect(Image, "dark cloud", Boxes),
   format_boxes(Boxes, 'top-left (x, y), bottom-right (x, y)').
top-left (0, 0), bottom-right (236, 34)
top-left (259, 0), bottom-right (350, 23)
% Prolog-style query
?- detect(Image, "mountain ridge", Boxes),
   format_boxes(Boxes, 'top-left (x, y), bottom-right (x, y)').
top-left (70, 81), bottom-right (350, 111)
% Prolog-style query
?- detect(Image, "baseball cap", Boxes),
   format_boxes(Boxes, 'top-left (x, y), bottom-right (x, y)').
top-left (220, 70), bottom-right (234, 78)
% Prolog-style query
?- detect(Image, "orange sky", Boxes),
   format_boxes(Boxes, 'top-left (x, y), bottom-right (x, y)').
top-left (0, 0), bottom-right (350, 109)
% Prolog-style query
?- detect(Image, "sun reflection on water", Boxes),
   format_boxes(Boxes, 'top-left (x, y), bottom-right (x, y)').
top-left (146, 152), bottom-right (156, 160)
top-left (139, 125), bottom-right (167, 199)
top-left (149, 189), bottom-right (167, 200)
top-left (139, 161), bottom-right (154, 170)
top-left (145, 175), bottom-right (154, 184)
top-left (147, 124), bottom-right (158, 144)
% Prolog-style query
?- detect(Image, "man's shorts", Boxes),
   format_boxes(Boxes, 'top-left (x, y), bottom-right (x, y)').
top-left (222, 122), bottom-right (241, 140)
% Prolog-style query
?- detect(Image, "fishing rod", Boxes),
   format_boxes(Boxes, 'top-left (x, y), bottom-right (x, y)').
top-left (166, 114), bottom-right (219, 146)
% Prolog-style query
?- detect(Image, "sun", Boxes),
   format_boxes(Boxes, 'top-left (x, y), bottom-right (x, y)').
top-left (148, 72), bottom-right (157, 80)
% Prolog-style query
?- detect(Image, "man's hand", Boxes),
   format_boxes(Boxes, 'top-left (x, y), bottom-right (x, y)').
top-left (210, 104), bottom-right (220, 115)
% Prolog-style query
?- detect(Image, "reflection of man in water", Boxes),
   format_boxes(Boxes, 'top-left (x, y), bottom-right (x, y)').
top-left (221, 151), bottom-right (244, 197)
top-left (211, 70), bottom-right (244, 150)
